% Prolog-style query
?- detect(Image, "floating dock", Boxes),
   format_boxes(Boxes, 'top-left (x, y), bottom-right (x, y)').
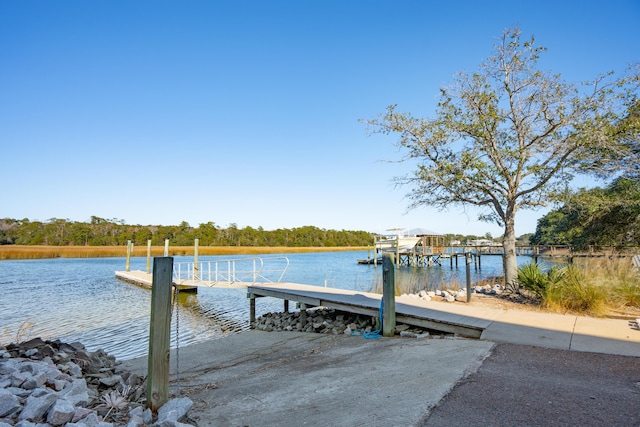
top-left (115, 270), bottom-right (199, 292)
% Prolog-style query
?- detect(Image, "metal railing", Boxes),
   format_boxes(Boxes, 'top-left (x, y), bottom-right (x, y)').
top-left (173, 256), bottom-right (289, 285)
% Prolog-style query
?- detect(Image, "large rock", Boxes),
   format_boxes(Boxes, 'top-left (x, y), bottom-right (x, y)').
top-left (47, 398), bottom-right (75, 426)
top-left (0, 390), bottom-right (21, 417)
top-left (157, 397), bottom-right (193, 424)
top-left (60, 378), bottom-right (91, 407)
top-left (19, 389), bottom-right (57, 421)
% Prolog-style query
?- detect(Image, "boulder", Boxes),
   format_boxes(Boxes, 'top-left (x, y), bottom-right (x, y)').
top-left (47, 398), bottom-right (75, 426)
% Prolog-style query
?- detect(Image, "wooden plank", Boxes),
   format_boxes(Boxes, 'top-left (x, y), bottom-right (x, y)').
top-left (396, 314), bottom-right (483, 338)
top-left (247, 287), bottom-right (322, 307)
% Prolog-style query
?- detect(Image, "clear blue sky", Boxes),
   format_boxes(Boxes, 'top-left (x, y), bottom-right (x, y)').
top-left (1, 1), bottom-right (638, 237)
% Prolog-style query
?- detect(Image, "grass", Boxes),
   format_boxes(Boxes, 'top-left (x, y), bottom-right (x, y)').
top-left (0, 245), bottom-right (368, 260)
top-left (516, 258), bottom-right (640, 317)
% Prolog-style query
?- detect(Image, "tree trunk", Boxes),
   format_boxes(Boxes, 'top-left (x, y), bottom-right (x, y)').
top-left (502, 216), bottom-right (518, 288)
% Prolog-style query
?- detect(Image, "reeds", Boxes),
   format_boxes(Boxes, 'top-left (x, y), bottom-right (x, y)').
top-left (0, 245), bottom-right (367, 260)
top-left (516, 258), bottom-right (640, 316)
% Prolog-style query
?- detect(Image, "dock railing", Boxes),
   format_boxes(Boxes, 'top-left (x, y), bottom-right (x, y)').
top-left (173, 256), bottom-right (289, 285)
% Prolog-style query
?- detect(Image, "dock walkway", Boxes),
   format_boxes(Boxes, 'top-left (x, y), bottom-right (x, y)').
top-left (114, 272), bottom-right (639, 356)
top-left (248, 283), bottom-right (490, 338)
top-left (248, 283), bottom-right (640, 357)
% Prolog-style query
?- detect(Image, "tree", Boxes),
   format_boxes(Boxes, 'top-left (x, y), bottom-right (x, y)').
top-left (531, 177), bottom-right (640, 249)
top-left (364, 28), bottom-right (639, 286)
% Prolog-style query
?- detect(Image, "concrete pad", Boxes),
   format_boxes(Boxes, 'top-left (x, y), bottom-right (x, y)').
top-left (571, 316), bottom-right (640, 357)
top-left (121, 331), bottom-right (494, 426)
top-left (480, 310), bottom-right (576, 350)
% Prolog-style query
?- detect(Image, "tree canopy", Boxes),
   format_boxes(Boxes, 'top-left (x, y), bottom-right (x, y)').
top-left (531, 177), bottom-right (640, 250)
top-left (364, 27), bottom-right (639, 285)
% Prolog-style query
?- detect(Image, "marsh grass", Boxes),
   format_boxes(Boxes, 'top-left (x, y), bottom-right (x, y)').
top-left (0, 245), bottom-right (367, 260)
top-left (517, 258), bottom-right (640, 317)
top-left (575, 257), bottom-right (640, 310)
top-left (544, 265), bottom-right (609, 316)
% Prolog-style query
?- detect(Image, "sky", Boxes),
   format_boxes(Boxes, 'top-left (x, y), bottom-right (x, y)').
top-left (1, 1), bottom-right (638, 237)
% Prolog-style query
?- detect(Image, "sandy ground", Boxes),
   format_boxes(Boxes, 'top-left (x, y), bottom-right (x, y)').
top-left (456, 291), bottom-right (640, 319)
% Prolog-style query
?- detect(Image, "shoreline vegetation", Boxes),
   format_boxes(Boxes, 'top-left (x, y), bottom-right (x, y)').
top-left (0, 245), bottom-right (368, 260)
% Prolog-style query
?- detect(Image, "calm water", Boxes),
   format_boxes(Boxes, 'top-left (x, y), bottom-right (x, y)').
top-left (0, 251), bottom-right (532, 360)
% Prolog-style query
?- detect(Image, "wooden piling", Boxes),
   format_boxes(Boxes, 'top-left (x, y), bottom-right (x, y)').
top-left (125, 240), bottom-right (132, 272)
top-left (465, 252), bottom-right (472, 302)
top-left (146, 240), bottom-right (152, 274)
top-left (395, 237), bottom-right (400, 269)
top-left (373, 237), bottom-right (378, 267)
top-left (147, 257), bottom-right (173, 412)
top-left (194, 239), bottom-right (199, 280)
top-left (249, 296), bottom-right (256, 324)
top-left (164, 239), bottom-right (169, 257)
top-left (382, 253), bottom-right (396, 337)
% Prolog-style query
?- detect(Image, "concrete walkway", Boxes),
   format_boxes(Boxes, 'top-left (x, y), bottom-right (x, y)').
top-left (248, 283), bottom-right (640, 357)
top-left (393, 294), bottom-right (640, 357)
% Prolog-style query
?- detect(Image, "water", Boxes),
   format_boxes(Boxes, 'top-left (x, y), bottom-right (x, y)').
top-left (0, 251), bottom-right (533, 360)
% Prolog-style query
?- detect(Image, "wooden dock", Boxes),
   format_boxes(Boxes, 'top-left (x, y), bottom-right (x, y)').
top-left (115, 270), bottom-right (199, 292)
top-left (247, 283), bottom-right (496, 338)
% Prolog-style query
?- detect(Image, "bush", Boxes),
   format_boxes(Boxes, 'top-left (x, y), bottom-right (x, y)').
top-left (516, 262), bottom-right (611, 316)
top-left (544, 265), bottom-right (609, 317)
top-left (516, 262), bottom-right (565, 301)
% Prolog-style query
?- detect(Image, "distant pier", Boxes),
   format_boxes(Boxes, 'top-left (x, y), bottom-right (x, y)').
top-left (361, 236), bottom-right (640, 268)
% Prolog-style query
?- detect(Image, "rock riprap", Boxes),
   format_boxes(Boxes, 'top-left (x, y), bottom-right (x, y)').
top-left (253, 307), bottom-right (453, 338)
top-left (0, 338), bottom-right (193, 427)
top-left (253, 285), bottom-right (508, 337)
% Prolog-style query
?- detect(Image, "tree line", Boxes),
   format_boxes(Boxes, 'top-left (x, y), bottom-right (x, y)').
top-left (0, 216), bottom-right (375, 247)
top-left (531, 177), bottom-right (640, 250)
top-left (0, 216), bottom-right (508, 248)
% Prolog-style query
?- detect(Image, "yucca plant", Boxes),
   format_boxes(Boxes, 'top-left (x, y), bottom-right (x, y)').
top-left (516, 262), bottom-right (565, 301)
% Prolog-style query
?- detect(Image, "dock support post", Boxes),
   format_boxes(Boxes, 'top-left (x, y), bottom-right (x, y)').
top-left (382, 253), bottom-right (396, 337)
top-left (146, 240), bottom-right (152, 274)
top-left (194, 239), bottom-right (199, 280)
top-left (249, 295), bottom-right (256, 325)
top-left (125, 240), bottom-right (132, 272)
top-left (465, 252), bottom-right (472, 302)
top-left (147, 257), bottom-right (173, 413)
top-left (395, 238), bottom-right (400, 269)
top-left (164, 239), bottom-right (169, 257)
top-left (284, 300), bottom-right (289, 313)
top-left (373, 237), bottom-right (378, 267)
top-left (299, 303), bottom-right (307, 325)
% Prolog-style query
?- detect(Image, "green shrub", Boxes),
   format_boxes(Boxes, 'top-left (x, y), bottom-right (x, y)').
top-left (516, 262), bottom-right (611, 316)
top-left (516, 262), bottom-right (565, 301)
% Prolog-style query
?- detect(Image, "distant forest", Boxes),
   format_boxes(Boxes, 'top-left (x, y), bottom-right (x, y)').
top-left (0, 216), bottom-right (376, 247)
top-left (0, 216), bottom-right (503, 248)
